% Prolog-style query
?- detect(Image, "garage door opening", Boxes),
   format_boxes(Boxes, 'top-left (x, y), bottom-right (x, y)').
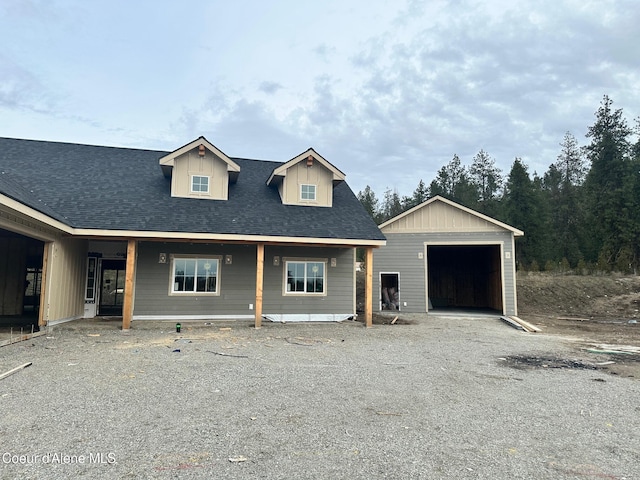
top-left (427, 244), bottom-right (502, 314)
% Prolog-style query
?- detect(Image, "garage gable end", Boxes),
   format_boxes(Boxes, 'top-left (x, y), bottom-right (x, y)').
top-left (379, 196), bottom-right (524, 235)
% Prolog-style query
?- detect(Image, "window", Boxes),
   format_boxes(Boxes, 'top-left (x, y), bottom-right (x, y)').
top-left (191, 175), bottom-right (210, 193)
top-left (300, 184), bottom-right (316, 201)
top-left (85, 257), bottom-right (97, 300)
top-left (285, 260), bottom-right (325, 294)
top-left (171, 257), bottom-right (219, 294)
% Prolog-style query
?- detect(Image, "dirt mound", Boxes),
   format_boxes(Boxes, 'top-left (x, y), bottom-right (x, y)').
top-left (517, 272), bottom-right (640, 320)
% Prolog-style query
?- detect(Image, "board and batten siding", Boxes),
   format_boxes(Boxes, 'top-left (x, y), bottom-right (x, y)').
top-left (280, 161), bottom-right (334, 207)
top-left (43, 237), bottom-right (87, 324)
top-left (133, 242), bottom-right (355, 320)
top-left (171, 149), bottom-right (230, 200)
top-left (374, 231), bottom-right (517, 315)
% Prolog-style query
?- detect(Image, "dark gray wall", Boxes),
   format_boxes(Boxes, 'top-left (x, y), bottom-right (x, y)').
top-left (133, 241), bottom-right (355, 319)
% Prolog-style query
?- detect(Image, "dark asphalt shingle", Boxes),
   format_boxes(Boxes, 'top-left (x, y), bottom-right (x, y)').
top-left (0, 137), bottom-right (385, 241)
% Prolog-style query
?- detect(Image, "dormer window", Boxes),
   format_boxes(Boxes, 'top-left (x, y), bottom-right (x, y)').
top-left (191, 175), bottom-right (209, 194)
top-left (266, 148), bottom-right (346, 207)
top-left (159, 137), bottom-right (241, 201)
top-left (300, 184), bottom-right (316, 201)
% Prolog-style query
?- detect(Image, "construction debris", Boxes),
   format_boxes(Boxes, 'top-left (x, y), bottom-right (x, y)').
top-left (499, 316), bottom-right (525, 331)
top-left (0, 362), bottom-right (32, 381)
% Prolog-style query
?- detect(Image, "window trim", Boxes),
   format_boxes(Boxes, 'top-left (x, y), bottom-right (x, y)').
top-left (300, 184), bottom-right (317, 201)
top-left (169, 255), bottom-right (221, 296)
top-left (190, 175), bottom-right (210, 194)
top-left (283, 257), bottom-right (327, 296)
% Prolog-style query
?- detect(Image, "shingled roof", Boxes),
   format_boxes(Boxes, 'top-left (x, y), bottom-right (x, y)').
top-left (0, 137), bottom-right (385, 243)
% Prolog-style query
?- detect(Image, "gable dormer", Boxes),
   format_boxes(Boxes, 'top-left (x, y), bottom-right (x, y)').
top-left (266, 148), bottom-right (345, 207)
top-left (159, 137), bottom-right (240, 200)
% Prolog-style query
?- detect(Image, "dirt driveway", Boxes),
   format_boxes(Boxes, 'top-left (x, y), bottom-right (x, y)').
top-left (1, 316), bottom-right (638, 479)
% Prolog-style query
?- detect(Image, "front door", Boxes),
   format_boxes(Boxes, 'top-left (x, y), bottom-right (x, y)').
top-left (99, 259), bottom-right (126, 316)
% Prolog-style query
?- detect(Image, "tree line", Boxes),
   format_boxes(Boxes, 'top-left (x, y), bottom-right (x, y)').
top-left (357, 96), bottom-right (640, 274)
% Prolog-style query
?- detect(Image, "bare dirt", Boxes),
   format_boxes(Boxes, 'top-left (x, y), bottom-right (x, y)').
top-left (516, 272), bottom-right (640, 379)
top-left (357, 271), bottom-right (640, 378)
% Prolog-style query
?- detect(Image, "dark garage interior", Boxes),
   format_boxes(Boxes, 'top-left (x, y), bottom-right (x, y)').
top-left (427, 244), bottom-right (502, 313)
top-left (0, 229), bottom-right (44, 330)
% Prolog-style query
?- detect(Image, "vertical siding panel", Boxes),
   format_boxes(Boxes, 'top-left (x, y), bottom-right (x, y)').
top-left (45, 237), bottom-right (87, 323)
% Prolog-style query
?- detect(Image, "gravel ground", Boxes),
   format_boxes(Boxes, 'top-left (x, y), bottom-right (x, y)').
top-left (0, 315), bottom-right (638, 480)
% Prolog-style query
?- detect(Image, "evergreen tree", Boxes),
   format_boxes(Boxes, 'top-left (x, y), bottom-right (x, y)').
top-left (469, 149), bottom-right (503, 216)
top-left (504, 158), bottom-right (549, 268)
top-left (380, 187), bottom-right (403, 222)
top-left (548, 132), bottom-right (587, 265)
top-left (584, 95), bottom-right (635, 271)
top-left (428, 154), bottom-right (477, 207)
top-left (357, 185), bottom-right (382, 223)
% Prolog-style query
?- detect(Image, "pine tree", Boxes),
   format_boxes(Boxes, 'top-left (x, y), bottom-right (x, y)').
top-left (504, 158), bottom-right (549, 268)
top-left (548, 132), bottom-right (587, 265)
top-left (428, 154), bottom-right (477, 207)
top-left (357, 185), bottom-right (381, 223)
top-left (469, 149), bottom-right (503, 216)
top-left (584, 95), bottom-right (635, 271)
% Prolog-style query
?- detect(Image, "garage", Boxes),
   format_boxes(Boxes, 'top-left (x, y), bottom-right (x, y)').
top-left (0, 229), bottom-right (45, 330)
top-left (373, 196), bottom-right (523, 316)
top-left (427, 244), bottom-right (502, 313)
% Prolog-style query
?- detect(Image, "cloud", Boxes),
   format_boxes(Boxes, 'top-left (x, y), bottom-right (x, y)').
top-left (0, 54), bottom-right (56, 114)
top-left (258, 81), bottom-right (284, 95)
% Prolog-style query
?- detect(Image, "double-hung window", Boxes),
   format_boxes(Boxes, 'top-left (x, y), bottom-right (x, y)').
top-left (171, 256), bottom-right (220, 294)
top-left (285, 260), bottom-right (325, 294)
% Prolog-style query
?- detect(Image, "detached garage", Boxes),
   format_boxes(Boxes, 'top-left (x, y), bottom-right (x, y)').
top-left (373, 196), bottom-right (524, 316)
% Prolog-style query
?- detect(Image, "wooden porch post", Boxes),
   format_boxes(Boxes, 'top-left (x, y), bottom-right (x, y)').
top-left (122, 239), bottom-right (137, 331)
top-left (364, 247), bottom-right (373, 327)
top-left (255, 243), bottom-right (264, 329)
top-left (37, 242), bottom-right (50, 328)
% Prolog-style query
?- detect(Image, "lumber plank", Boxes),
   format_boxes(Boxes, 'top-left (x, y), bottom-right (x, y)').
top-left (255, 243), bottom-right (264, 329)
top-left (0, 362), bottom-right (32, 381)
top-left (364, 247), bottom-right (373, 328)
top-left (122, 239), bottom-right (137, 330)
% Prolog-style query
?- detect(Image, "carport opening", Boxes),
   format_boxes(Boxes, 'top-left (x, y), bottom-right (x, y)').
top-left (0, 229), bottom-right (44, 331)
top-left (427, 244), bottom-right (502, 314)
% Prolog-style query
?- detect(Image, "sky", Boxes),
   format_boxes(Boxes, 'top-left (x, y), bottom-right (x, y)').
top-left (1, 0), bottom-right (638, 198)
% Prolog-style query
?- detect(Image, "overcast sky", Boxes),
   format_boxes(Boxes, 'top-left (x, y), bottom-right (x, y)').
top-left (1, 0), bottom-right (638, 197)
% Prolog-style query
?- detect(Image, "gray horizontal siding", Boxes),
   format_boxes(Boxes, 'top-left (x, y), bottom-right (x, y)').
top-left (134, 242), bottom-right (257, 317)
top-left (374, 235), bottom-right (427, 312)
top-left (133, 242), bottom-right (355, 318)
top-left (374, 232), bottom-right (517, 315)
top-left (263, 246), bottom-right (355, 315)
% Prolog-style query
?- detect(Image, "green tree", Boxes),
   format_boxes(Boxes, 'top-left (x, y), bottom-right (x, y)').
top-left (584, 95), bottom-right (636, 271)
top-left (547, 132), bottom-right (587, 265)
top-left (357, 185), bottom-right (382, 223)
top-left (503, 158), bottom-right (549, 267)
top-left (402, 179), bottom-right (429, 211)
top-left (380, 187), bottom-right (403, 222)
top-left (469, 149), bottom-right (503, 216)
top-left (428, 154), bottom-right (478, 207)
